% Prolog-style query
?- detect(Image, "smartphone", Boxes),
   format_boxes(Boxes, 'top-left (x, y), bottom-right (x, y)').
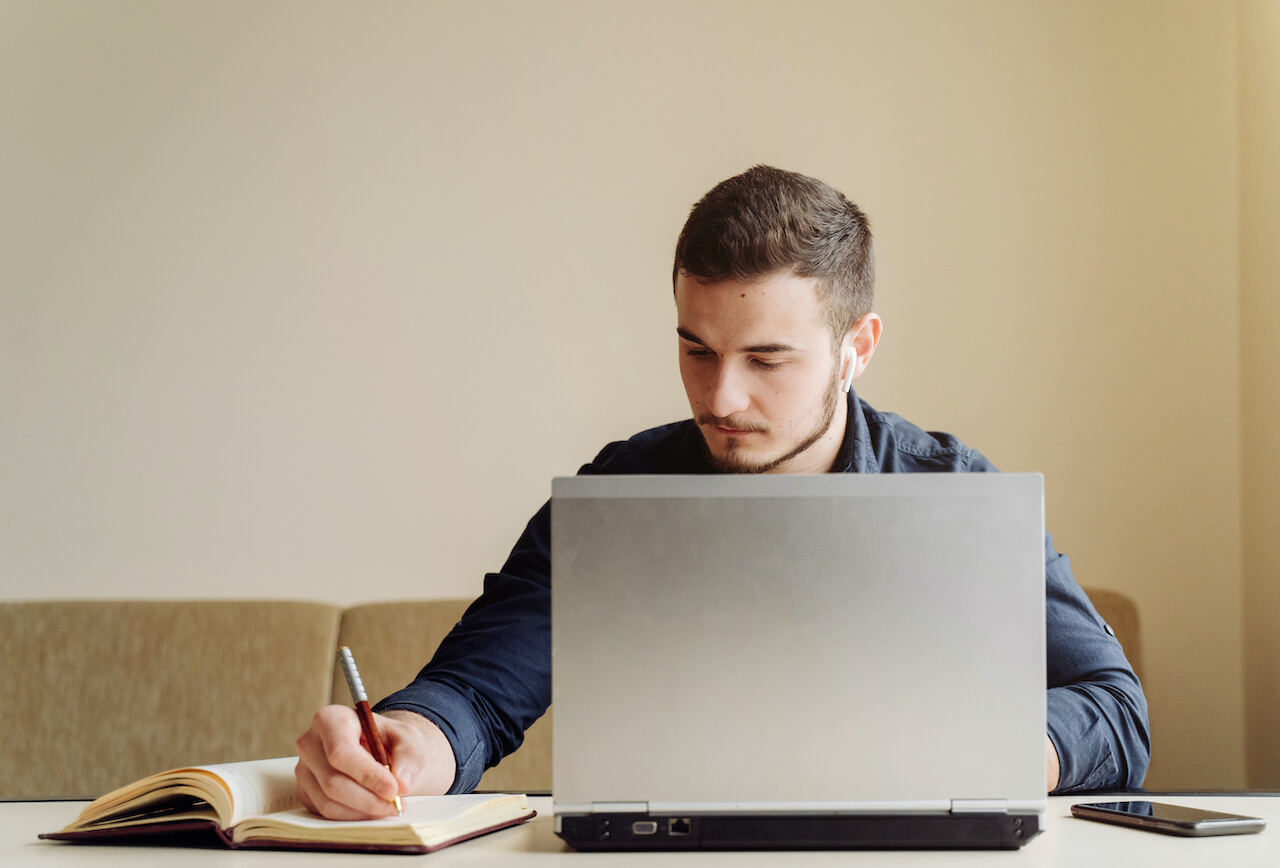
top-left (1071, 801), bottom-right (1266, 837)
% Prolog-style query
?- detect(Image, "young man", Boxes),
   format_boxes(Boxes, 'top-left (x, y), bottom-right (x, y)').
top-left (295, 166), bottom-right (1150, 819)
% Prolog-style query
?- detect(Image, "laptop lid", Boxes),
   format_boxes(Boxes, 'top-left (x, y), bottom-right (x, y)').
top-left (550, 473), bottom-right (1046, 847)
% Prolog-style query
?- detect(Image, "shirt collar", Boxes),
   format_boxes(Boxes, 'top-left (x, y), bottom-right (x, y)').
top-left (835, 388), bottom-right (878, 474)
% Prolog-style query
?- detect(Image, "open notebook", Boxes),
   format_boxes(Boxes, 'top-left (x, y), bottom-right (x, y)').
top-left (40, 757), bottom-right (534, 854)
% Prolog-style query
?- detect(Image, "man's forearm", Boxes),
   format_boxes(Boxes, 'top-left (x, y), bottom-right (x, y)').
top-left (1046, 683), bottom-right (1149, 791)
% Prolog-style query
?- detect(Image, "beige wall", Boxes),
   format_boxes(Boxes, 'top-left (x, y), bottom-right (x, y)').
top-left (0, 0), bottom-right (1266, 788)
top-left (1241, 0), bottom-right (1280, 791)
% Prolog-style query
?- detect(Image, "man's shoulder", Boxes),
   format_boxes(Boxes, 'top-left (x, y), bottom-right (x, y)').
top-left (858, 400), bottom-right (995, 473)
top-left (581, 419), bottom-right (706, 475)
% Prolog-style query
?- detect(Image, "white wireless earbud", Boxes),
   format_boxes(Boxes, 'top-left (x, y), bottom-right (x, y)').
top-left (840, 346), bottom-right (858, 392)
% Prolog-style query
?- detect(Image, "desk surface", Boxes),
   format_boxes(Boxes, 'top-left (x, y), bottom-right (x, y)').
top-left (8, 796), bottom-right (1276, 866)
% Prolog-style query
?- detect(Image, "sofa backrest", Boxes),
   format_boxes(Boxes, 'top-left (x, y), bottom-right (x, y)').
top-left (1, 589), bottom-right (1134, 800)
top-left (0, 600), bottom-right (340, 799)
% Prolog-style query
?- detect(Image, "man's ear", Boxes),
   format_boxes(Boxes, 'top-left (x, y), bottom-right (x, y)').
top-left (841, 313), bottom-right (883, 383)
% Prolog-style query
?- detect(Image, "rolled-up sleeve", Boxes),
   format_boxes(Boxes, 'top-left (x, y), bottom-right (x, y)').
top-left (1043, 534), bottom-right (1151, 791)
top-left (374, 502), bottom-right (554, 794)
top-left (369, 437), bottom-right (664, 793)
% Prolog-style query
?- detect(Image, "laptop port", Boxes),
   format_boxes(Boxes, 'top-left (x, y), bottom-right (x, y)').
top-left (630, 820), bottom-right (658, 836)
top-left (668, 817), bottom-right (692, 836)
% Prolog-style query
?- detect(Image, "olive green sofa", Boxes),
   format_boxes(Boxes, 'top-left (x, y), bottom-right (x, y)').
top-left (0, 589), bottom-right (1134, 800)
top-left (0, 599), bottom-right (549, 800)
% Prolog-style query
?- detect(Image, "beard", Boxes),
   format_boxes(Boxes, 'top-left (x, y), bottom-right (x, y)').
top-left (700, 374), bottom-right (843, 474)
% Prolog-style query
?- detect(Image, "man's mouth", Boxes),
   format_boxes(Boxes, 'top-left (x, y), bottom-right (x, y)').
top-left (698, 416), bottom-right (767, 437)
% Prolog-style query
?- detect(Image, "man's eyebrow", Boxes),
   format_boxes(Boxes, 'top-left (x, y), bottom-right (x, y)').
top-left (742, 342), bottom-right (800, 354)
top-left (676, 328), bottom-right (799, 355)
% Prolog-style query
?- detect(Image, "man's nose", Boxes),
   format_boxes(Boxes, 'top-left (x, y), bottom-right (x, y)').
top-left (707, 362), bottom-right (750, 418)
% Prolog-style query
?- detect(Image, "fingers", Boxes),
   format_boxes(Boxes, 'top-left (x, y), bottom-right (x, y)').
top-left (295, 705), bottom-right (400, 819)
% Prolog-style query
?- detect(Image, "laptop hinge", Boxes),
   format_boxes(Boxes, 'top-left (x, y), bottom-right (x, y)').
top-left (590, 801), bottom-right (649, 814)
top-left (951, 799), bottom-right (1008, 814)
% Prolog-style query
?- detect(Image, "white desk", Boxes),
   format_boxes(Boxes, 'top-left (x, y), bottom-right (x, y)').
top-left (8, 796), bottom-right (1276, 866)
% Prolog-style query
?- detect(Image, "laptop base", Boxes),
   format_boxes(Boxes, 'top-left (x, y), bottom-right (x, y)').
top-left (557, 811), bottom-right (1042, 851)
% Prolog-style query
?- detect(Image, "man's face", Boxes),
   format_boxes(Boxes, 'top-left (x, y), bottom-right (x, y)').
top-left (675, 271), bottom-right (847, 475)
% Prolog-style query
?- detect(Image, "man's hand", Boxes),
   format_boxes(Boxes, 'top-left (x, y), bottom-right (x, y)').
top-left (295, 706), bottom-right (458, 819)
top-left (1045, 734), bottom-right (1061, 792)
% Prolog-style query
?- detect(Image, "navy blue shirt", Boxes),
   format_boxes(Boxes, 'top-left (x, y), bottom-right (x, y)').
top-left (376, 391), bottom-right (1151, 794)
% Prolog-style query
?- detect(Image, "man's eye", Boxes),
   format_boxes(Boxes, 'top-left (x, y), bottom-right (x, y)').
top-left (684, 348), bottom-right (713, 359)
top-left (752, 358), bottom-right (784, 371)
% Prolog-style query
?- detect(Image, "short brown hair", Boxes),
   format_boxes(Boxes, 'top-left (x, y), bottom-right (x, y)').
top-left (672, 165), bottom-right (875, 339)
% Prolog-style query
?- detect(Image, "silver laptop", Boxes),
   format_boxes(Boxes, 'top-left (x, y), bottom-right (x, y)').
top-left (551, 473), bottom-right (1046, 850)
